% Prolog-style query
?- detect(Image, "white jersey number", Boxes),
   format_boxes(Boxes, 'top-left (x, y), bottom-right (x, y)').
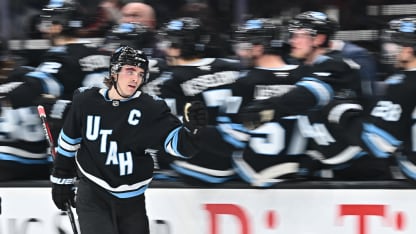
top-left (249, 122), bottom-right (285, 155)
top-left (371, 100), bottom-right (402, 121)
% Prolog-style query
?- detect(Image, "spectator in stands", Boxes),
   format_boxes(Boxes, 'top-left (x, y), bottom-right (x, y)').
top-left (77, 0), bottom-right (122, 37)
top-left (0, 0), bottom-right (109, 181)
top-left (329, 39), bottom-right (378, 100)
top-left (112, 2), bottom-right (164, 58)
top-left (120, 2), bottom-right (157, 30)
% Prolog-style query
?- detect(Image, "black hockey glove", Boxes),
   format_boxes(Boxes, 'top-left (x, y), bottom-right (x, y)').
top-left (183, 101), bottom-right (208, 134)
top-left (50, 170), bottom-right (76, 211)
top-left (238, 100), bottom-right (276, 130)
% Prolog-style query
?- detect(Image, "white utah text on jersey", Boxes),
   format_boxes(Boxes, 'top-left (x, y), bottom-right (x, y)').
top-left (85, 109), bottom-right (142, 176)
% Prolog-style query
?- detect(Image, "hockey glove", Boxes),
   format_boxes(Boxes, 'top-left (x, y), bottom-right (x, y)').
top-left (183, 101), bottom-right (208, 134)
top-left (238, 100), bottom-right (276, 130)
top-left (50, 170), bottom-right (76, 211)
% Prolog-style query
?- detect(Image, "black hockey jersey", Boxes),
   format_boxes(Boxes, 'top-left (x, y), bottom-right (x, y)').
top-left (293, 55), bottom-right (369, 175)
top-left (54, 87), bottom-right (199, 198)
top-left (6, 42), bottom-right (110, 108)
top-left (0, 96), bottom-right (72, 181)
top-left (343, 71), bottom-right (416, 180)
top-left (0, 41), bottom-right (109, 181)
top-left (238, 54), bottom-right (378, 179)
top-left (219, 65), bottom-right (308, 187)
top-left (293, 55), bottom-right (391, 179)
top-left (155, 58), bottom-right (242, 183)
top-left (159, 58), bottom-right (242, 121)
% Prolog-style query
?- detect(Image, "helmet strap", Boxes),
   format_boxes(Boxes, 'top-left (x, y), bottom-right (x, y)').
top-left (112, 74), bottom-right (135, 99)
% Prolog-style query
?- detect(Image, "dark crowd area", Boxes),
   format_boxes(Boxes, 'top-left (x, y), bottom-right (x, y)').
top-left (0, 0), bottom-right (416, 187)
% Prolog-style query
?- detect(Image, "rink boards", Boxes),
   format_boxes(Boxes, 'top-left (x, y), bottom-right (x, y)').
top-left (0, 180), bottom-right (415, 234)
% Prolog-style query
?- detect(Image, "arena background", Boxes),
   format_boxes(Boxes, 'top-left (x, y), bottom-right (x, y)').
top-left (1, 0), bottom-right (415, 57)
top-left (1, 1), bottom-right (416, 234)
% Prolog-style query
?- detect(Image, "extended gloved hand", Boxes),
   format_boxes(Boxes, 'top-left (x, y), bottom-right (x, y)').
top-left (50, 171), bottom-right (77, 211)
top-left (238, 100), bottom-right (276, 130)
top-left (183, 101), bottom-right (208, 134)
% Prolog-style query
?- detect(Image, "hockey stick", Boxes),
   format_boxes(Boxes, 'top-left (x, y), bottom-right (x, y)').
top-left (37, 105), bottom-right (57, 159)
top-left (37, 105), bottom-right (79, 234)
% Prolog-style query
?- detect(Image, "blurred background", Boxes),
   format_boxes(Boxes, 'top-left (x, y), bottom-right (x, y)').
top-left (1, 0), bottom-right (415, 53)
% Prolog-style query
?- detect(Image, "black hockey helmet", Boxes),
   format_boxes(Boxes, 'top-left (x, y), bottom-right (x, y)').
top-left (39, 0), bottom-right (85, 36)
top-left (160, 17), bottom-right (210, 58)
top-left (110, 46), bottom-right (149, 83)
top-left (103, 22), bottom-right (155, 54)
top-left (288, 11), bottom-right (339, 37)
top-left (387, 17), bottom-right (416, 47)
top-left (233, 18), bottom-right (288, 55)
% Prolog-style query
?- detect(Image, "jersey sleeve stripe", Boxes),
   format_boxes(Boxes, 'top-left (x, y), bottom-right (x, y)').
top-left (216, 117), bottom-right (249, 149)
top-left (396, 155), bottom-right (416, 180)
top-left (26, 71), bottom-right (63, 97)
top-left (296, 77), bottom-right (333, 108)
top-left (164, 126), bottom-right (188, 158)
top-left (361, 123), bottom-right (402, 158)
top-left (60, 130), bottom-right (82, 145)
top-left (327, 103), bottom-right (363, 124)
top-left (57, 131), bottom-right (81, 157)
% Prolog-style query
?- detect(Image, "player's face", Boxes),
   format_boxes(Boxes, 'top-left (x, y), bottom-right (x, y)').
top-left (116, 65), bottom-right (145, 97)
top-left (37, 20), bottom-right (63, 41)
top-left (381, 42), bottom-right (401, 66)
top-left (121, 4), bottom-right (155, 29)
top-left (395, 45), bottom-right (413, 69)
top-left (289, 29), bottom-right (315, 59)
top-left (233, 42), bottom-right (254, 67)
top-left (164, 47), bottom-right (181, 66)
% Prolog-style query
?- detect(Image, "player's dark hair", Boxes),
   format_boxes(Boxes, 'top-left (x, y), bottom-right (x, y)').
top-left (233, 18), bottom-right (288, 55)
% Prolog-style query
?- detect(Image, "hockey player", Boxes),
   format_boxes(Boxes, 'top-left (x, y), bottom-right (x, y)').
top-left (1, 0), bottom-right (110, 107)
top-left (157, 17), bottom-right (243, 184)
top-left (218, 18), bottom-right (308, 187)
top-left (0, 0), bottom-right (109, 181)
top-left (50, 46), bottom-right (208, 234)
top-left (331, 17), bottom-right (416, 182)
top-left (238, 11), bottom-right (392, 180)
top-left (101, 21), bottom-right (164, 59)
